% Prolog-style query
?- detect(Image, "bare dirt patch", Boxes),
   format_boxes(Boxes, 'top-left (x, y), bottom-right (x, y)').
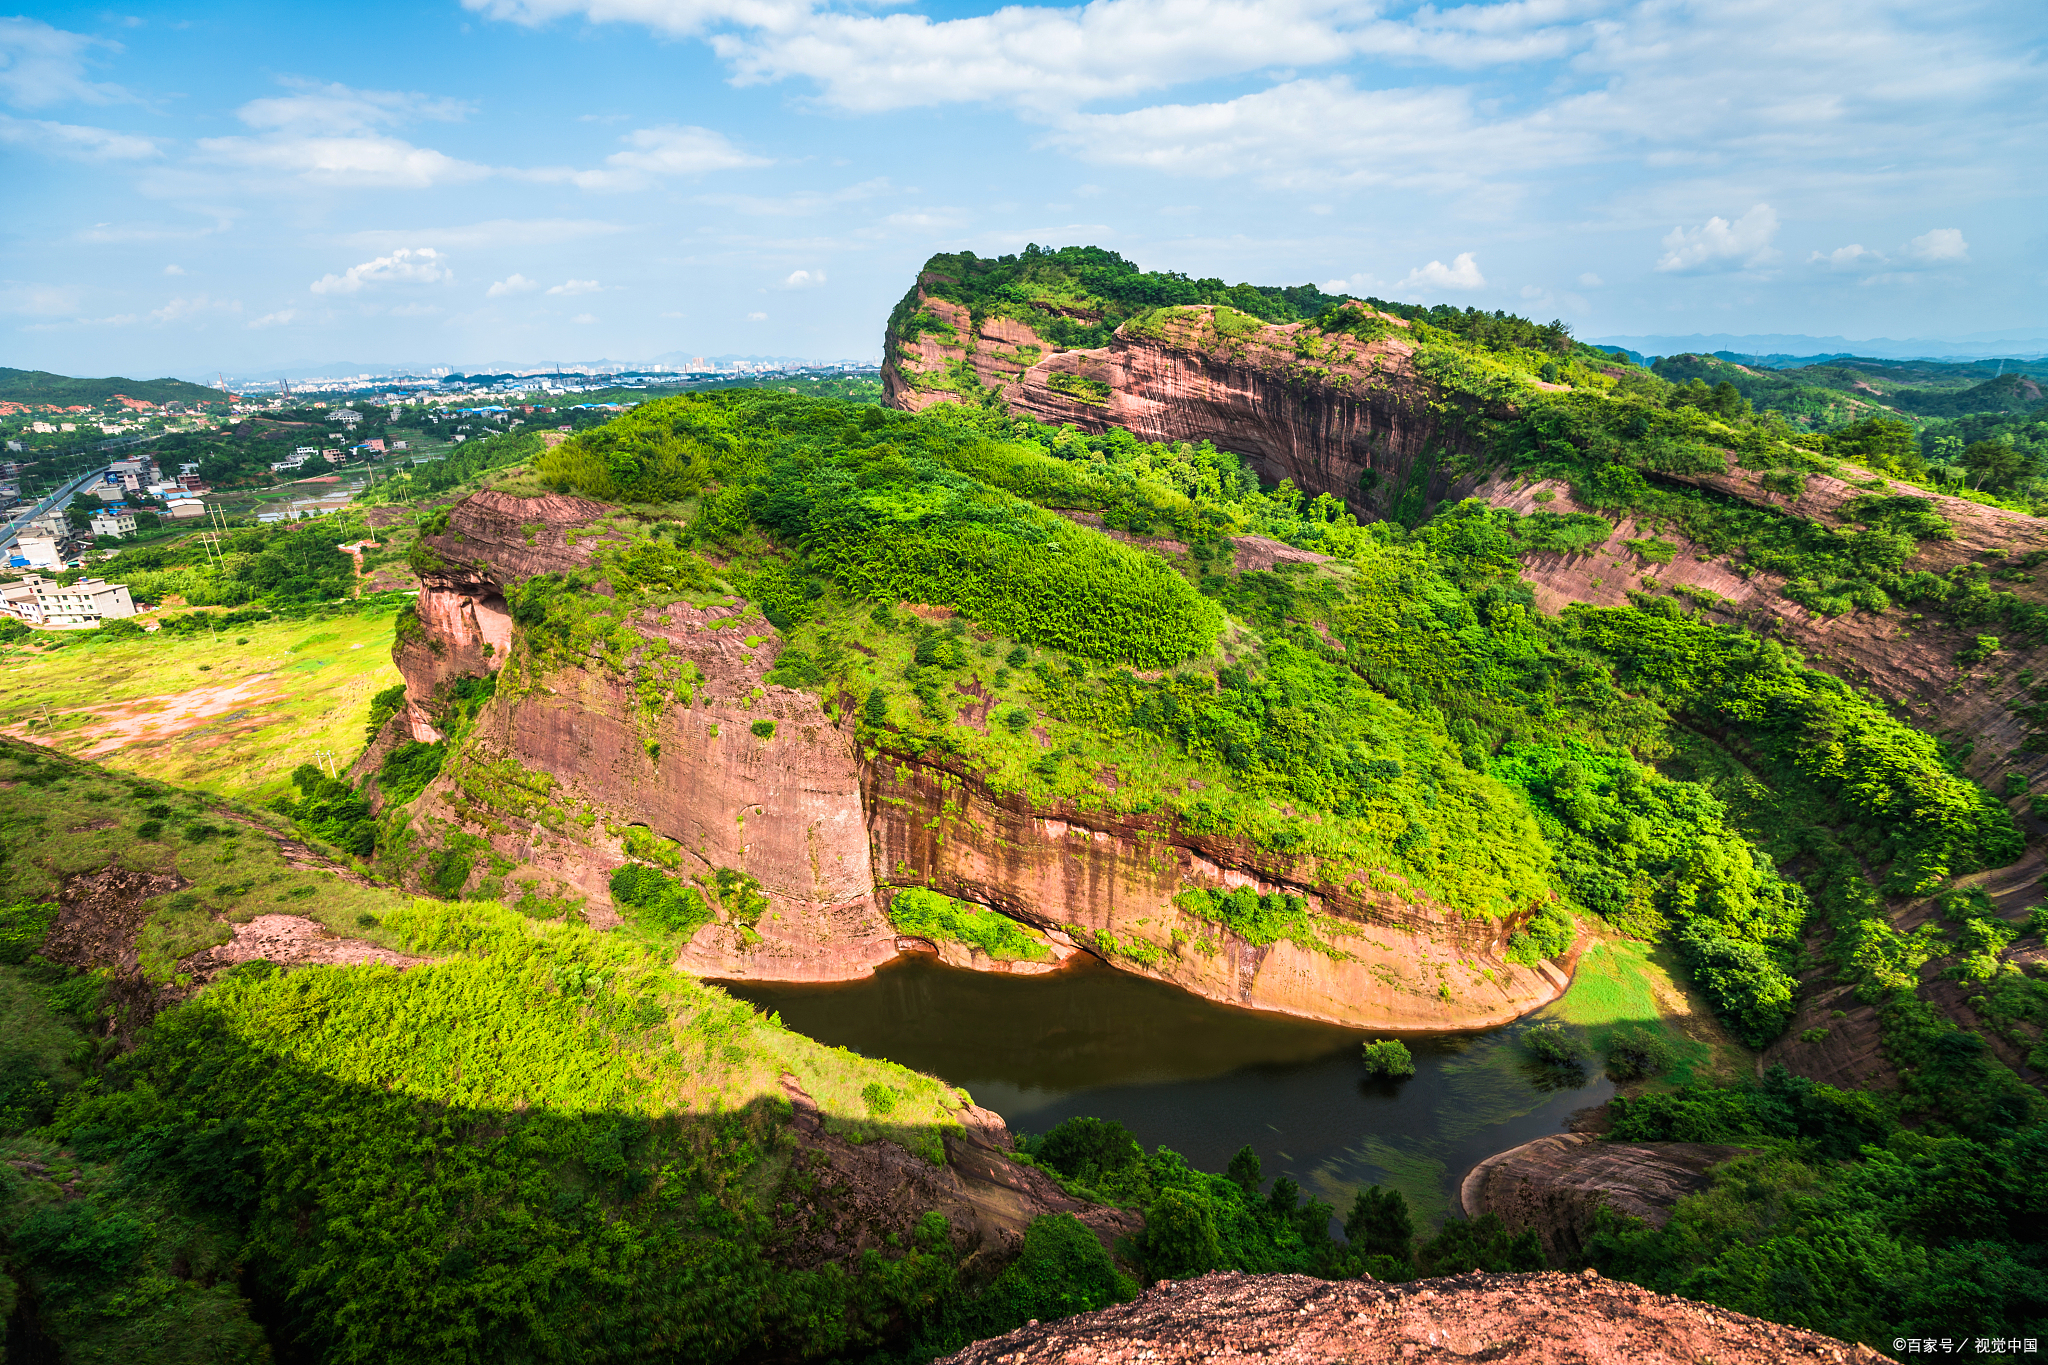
top-left (1, 676), bottom-right (286, 760)
top-left (193, 914), bottom-right (425, 972)
top-left (1231, 534), bottom-right (1332, 573)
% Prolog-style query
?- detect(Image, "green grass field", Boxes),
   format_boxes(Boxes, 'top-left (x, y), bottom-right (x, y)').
top-left (0, 608), bottom-right (401, 802)
top-left (1538, 937), bottom-right (1749, 1088)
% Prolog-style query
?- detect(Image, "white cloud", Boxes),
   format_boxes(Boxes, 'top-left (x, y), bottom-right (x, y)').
top-left (696, 178), bottom-right (889, 217)
top-left (0, 113), bottom-right (156, 159)
top-left (248, 309), bottom-right (297, 329)
top-left (199, 132), bottom-right (491, 188)
top-left (711, 0), bottom-right (1587, 115)
top-left (388, 302), bottom-right (442, 317)
top-left (465, 0), bottom-right (816, 39)
top-left (528, 124), bottom-right (767, 190)
top-left (546, 278), bottom-right (603, 295)
top-left (1399, 252), bottom-right (1485, 291)
top-left (487, 273), bottom-right (539, 297)
top-left (148, 295), bottom-right (240, 323)
top-left (781, 269), bottom-right (827, 289)
top-left (1907, 227), bottom-right (1968, 263)
top-left (0, 284), bottom-right (82, 316)
top-left (1655, 204), bottom-right (1779, 273)
top-left (347, 219), bottom-right (629, 250)
top-left (0, 17), bottom-right (129, 108)
top-left (1577, 272), bottom-right (1603, 288)
top-left (1042, 78), bottom-right (1592, 190)
top-left (571, 312), bottom-right (598, 324)
top-left (1811, 243), bottom-right (1883, 270)
top-left (236, 78), bottom-right (471, 136)
top-left (311, 247), bottom-right (452, 295)
top-left (746, 310), bottom-right (768, 320)
top-left (163, 264), bottom-right (185, 276)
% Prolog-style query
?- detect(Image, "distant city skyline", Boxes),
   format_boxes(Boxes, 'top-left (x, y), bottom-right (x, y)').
top-left (4, 0), bottom-right (2044, 376)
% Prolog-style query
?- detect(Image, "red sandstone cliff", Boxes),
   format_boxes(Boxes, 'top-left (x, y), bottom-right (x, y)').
top-left (382, 489), bottom-right (1568, 1029)
top-left (885, 279), bottom-right (1493, 523)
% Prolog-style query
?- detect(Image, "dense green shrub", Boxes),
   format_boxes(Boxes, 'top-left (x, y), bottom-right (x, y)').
top-left (885, 887), bottom-right (1049, 962)
top-left (608, 863), bottom-right (713, 937)
top-left (1359, 1039), bottom-right (1415, 1077)
top-left (270, 763), bottom-right (375, 856)
top-left (378, 740), bottom-right (445, 805)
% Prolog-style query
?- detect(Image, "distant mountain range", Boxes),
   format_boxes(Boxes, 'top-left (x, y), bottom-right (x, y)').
top-left (1586, 329), bottom-right (2048, 363)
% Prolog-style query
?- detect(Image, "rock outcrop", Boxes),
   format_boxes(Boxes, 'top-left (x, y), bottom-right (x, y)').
top-left (885, 279), bottom-right (1492, 524)
top-left (387, 490), bottom-right (1568, 1029)
top-left (936, 1269), bottom-right (1886, 1364)
top-left (1458, 1133), bottom-right (1750, 1264)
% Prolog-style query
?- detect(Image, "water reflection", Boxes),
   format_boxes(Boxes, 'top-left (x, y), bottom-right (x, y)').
top-left (721, 952), bottom-right (1612, 1226)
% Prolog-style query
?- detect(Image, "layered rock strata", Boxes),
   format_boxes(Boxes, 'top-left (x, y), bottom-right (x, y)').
top-left (885, 280), bottom-right (1492, 523)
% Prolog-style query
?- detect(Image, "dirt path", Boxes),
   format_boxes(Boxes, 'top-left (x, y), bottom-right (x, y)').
top-left (0, 674), bottom-right (286, 759)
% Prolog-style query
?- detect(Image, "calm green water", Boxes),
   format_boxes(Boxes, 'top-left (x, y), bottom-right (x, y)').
top-left (721, 952), bottom-right (1611, 1227)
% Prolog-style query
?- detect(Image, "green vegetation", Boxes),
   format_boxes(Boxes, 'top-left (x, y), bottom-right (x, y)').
top-left (0, 739), bottom-right (1159, 1364)
top-left (1359, 1038), bottom-right (1415, 1077)
top-left (892, 245), bottom-right (1353, 353)
top-left (886, 887), bottom-right (1052, 962)
top-left (0, 365), bottom-right (224, 408)
top-left (1590, 1068), bottom-right (2046, 1356)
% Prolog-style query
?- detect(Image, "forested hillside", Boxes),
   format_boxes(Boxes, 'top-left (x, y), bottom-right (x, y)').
top-left (5, 250), bottom-right (2045, 1362)
top-left (0, 366), bottom-right (224, 408)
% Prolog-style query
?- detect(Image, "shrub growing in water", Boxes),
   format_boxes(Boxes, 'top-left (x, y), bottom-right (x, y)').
top-left (1521, 1021), bottom-right (1585, 1066)
top-left (1359, 1039), bottom-right (1416, 1077)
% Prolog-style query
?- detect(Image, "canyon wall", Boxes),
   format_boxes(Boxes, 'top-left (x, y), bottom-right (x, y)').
top-left (386, 489), bottom-right (1567, 1029)
top-left (885, 276), bottom-right (1497, 523)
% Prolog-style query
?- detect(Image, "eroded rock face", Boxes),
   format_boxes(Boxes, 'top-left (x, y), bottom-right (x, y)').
top-left (389, 486), bottom-right (1571, 1028)
top-left (1458, 1133), bottom-right (1750, 1264)
top-left (937, 1269), bottom-right (1885, 1364)
top-left (884, 289), bottom-right (1489, 523)
top-left (866, 750), bottom-right (1569, 1029)
top-left (397, 491), bottom-right (896, 981)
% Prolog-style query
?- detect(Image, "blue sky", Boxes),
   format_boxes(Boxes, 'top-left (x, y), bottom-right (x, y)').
top-left (3, 0), bottom-right (2044, 376)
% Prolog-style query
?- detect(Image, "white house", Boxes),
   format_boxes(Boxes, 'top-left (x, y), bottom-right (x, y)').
top-left (8, 533), bottom-right (65, 570)
top-left (165, 498), bottom-right (207, 520)
top-left (89, 510), bottom-right (138, 538)
top-left (1, 575), bottom-right (137, 625)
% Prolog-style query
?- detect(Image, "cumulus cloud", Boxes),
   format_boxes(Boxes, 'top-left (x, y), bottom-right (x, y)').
top-left (248, 309), bottom-right (297, 329)
top-left (1655, 204), bottom-right (1780, 273)
top-left (746, 311), bottom-right (767, 320)
top-left (781, 269), bottom-right (826, 288)
top-left (311, 247), bottom-right (452, 295)
top-left (572, 312), bottom-right (598, 323)
top-left (1908, 228), bottom-right (1969, 263)
top-left (0, 17), bottom-right (130, 108)
top-left (487, 273), bottom-right (538, 297)
top-left (1399, 252), bottom-right (1485, 291)
top-left (1577, 272), bottom-right (1603, 288)
top-left (547, 278), bottom-right (603, 295)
